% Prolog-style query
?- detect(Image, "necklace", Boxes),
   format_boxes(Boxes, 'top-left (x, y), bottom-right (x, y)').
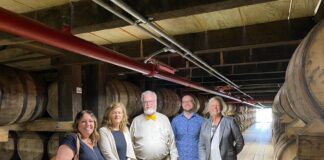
top-left (82, 138), bottom-right (93, 147)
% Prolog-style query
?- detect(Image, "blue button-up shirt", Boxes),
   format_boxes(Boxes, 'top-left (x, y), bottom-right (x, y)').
top-left (171, 113), bottom-right (205, 160)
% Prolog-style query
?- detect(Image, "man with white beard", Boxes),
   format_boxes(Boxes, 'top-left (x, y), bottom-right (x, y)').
top-left (130, 90), bottom-right (178, 160)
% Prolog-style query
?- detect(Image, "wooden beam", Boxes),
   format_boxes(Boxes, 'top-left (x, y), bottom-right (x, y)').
top-left (25, 119), bottom-right (73, 132)
top-left (176, 59), bottom-right (290, 70)
top-left (15, 18), bottom-right (311, 66)
top-left (58, 65), bottom-right (82, 121)
top-left (13, 0), bottom-right (276, 34)
top-left (148, 0), bottom-right (276, 22)
top-left (51, 53), bottom-right (99, 66)
top-left (0, 127), bottom-right (9, 142)
top-left (194, 40), bottom-right (300, 54)
top-left (15, 43), bottom-right (64, 56)
top-left (82, 64), bottom-right (107, 124)
top-left (1, 55), bottom-right (50, 64)
top-left (0, 119), bottom-right (73, 142)
top-left (0, 37), bottom-right (31, 46)
top-left (105, 17), bottom-right (312, 59)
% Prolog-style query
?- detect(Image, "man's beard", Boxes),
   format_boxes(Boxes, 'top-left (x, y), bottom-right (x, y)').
top-left (144, 108), bottom-right (156, 115)
top-left (184, 107), bottom-right (196, 113)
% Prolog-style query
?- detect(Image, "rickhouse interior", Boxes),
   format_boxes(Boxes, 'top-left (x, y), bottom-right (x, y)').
top-left (0, 0), bottom-right (323, 159)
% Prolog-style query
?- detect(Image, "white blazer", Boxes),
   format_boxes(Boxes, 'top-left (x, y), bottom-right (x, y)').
top-left (99, 127), bottom-right (137, 160)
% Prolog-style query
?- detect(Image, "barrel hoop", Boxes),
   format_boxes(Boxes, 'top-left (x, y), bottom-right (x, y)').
top-left (122, 81), bottom-right (130, 108)
top-left (29, 95), bottom-right (40, 121)
top-left (29, 76), bottom-right (41, 121)
top-left (13, 72), bottom-right (28, 123)
top-left (113, 81), bottom-right (121, 102)
top-left (110, 80), bottom-right (119, 102)
top-left (278, 138), bottom-right (296, 160)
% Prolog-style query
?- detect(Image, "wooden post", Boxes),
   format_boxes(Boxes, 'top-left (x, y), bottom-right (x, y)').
top-left (58, 65), bottom-right (82, 121)
top-left (82, 64), bottom-right (107, 125)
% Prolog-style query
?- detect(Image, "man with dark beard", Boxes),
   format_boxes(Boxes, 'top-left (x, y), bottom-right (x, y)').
top-left (171, 95), bottom-right (205, 160)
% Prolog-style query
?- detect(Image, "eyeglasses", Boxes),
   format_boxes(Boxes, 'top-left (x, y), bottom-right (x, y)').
top-left (182, 100), bottom-right (193, 104)
top-left (142, 100), bottom-right (156, 104)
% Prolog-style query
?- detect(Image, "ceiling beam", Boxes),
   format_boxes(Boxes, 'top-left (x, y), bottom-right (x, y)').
top-left (194, 40), bottom-right (300, 54)
top-left (176, 59), bottom-right (290, 70)
top-left (15, 0), bottom-right (276, 34)
top-left (105, 17), bottom-right (313, 58)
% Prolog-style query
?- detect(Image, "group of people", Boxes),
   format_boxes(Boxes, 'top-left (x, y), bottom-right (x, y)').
top-left (55, 90), bottom-right (244, 160)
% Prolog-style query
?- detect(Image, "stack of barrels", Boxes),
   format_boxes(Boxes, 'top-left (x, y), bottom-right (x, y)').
top-left (0, 66), bottom-right (46, 125)
top-left (223, 104), bottom-right (255, 132)
top-left (106, 80), bottom-right (142, 118)
top-left (0, 132), bottom-right (18, 160)
top-left (156, 88), bottom-right (181, 117)
top-left (272, 20), bottom-right (324, 160)
top-left (196, 95), bottom-right (209, 116)
top-left (272, 91), bottom-right (298, 160)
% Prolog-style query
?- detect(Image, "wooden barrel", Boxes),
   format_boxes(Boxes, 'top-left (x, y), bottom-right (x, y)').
top-left (47, 82), bottom-right (58, 120)
top-left (106, 80), bottom-right (142, 118)
top-left (18, 132), bottom-right (44, 160)
top-left (285, 20), bottom-right (324, 123)
top-left (272, 93), bottom-right (279, 114)
top-left (197, 95), bottom-right (208, 116)
top-left (190, 94), bottom-right (200, 113)
top-left (47, 133), bottom-right (60, 159)
top-left (274, 135), bottom-right (297, 160)
top-left (0, 66), bottom-right (46, 125)
top-left (223, 104), bottom-right (236, 116)
top-left (156, 88), bottom-right (181, 117)
top-left (278, 84), bottom-right (298, 119)
top-left (272, 113), bottom-right (285, 145)
top-left (0, 132), bottom-right (18, 160)
top-left (273, 88), bottom-right (285, 115)
top-left (235, 114), bottom-right (246, 124)
top-left (238, 106), bottom-right (249, 113)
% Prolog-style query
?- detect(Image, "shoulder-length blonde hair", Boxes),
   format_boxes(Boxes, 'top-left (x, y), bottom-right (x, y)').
top-left (102, 102), bottom-right (129, 132)
top-left (73, 110), bottom-right (100, 145)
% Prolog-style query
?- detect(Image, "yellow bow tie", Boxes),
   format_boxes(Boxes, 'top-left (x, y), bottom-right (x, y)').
top-left (145, 114), bottom-right (156, 121)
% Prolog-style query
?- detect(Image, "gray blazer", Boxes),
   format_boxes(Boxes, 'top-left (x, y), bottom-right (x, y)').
top-left (198, 116), bottom-right (244, 160)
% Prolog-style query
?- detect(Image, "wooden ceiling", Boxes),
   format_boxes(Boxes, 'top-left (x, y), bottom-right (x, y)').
top-left (0, 0), bottom-right (323, 102)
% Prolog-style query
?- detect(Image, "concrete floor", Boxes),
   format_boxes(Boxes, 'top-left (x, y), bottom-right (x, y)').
top-left (238, 122), bottom-right (274, 160)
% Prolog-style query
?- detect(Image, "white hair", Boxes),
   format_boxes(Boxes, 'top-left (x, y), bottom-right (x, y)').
top-left (207, 96), bottom-right (225, 111)
top-left (141, 90), bottom-right (157, 102)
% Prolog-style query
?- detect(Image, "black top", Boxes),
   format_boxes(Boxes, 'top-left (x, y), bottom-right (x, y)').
top-left (60, 133), bottom-right (105, 160)
top-left (111, 131), bottom-right (127, 160)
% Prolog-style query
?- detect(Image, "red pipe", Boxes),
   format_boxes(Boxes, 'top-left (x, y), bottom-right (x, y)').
top-left (0, 7), bottom-right (260, 107)
top-left (0, 7), bottom-right (149, 75)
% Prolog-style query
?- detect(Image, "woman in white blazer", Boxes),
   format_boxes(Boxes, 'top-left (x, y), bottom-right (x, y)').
top-left (99, 102), bottom-right (136, 160)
